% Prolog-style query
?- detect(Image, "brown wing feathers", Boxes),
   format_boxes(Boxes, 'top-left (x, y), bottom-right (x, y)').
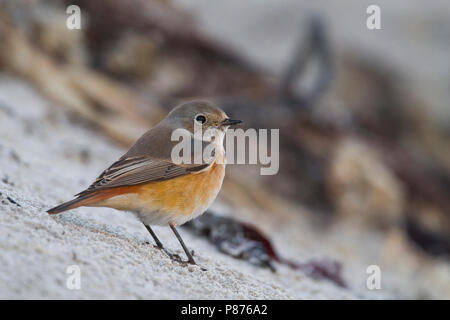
top-left (47, 156), bottom-right (209, 214)
top-left (79, 157), bottom-right (208, 195)
top-left (47, 123), bottom-right (215, 215)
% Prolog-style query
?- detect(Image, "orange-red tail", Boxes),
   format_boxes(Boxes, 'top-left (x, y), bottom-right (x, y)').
top-left (47, 186), bottom-right (140, 214)
top-left (47, 194), bottom-right (98, 214)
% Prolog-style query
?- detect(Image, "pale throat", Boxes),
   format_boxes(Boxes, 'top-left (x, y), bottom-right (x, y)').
top-left (194, 126), bottom-right (226, 151)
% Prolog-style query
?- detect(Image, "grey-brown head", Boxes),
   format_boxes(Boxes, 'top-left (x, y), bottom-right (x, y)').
top-left (163, 101), bottom-right (242, 134)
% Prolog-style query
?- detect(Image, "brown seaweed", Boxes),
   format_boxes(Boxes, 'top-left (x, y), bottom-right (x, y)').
top-left (184, 212), bottom-right (347, 288)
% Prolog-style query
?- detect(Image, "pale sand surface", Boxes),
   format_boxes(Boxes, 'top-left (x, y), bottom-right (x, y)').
top-left (1, 76), bottom-right (448, 299)
top-left (0, 77), bottom-right (356, 299)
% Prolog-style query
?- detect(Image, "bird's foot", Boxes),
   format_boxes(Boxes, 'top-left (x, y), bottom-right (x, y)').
top-left (145, 240), bottom-right (165, 250)
top-left (164, 249), bottom-right (184, 263)
top-left (164, 249), bottom-right (206, 271)
top-left (146, 241), bottom-right (205, 270)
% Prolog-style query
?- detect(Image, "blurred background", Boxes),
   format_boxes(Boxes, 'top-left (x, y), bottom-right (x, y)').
top-left (0, 0), bottom-right (449, 299)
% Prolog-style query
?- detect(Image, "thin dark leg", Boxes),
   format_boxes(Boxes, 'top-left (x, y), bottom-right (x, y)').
top-left (169, 223), bottom-right (196, 265)
top-left (145, 225), bottom-right (164, 249)
top-left (145, 224), bottom-right (185, 264)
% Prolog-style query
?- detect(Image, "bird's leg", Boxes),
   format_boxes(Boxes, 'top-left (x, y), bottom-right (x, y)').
top-left (169, 223), bottom-right (196, 265)
top-left (145, 225), bottom-right (164, 249)
top-left (145, 224), bottom-right (185, 262)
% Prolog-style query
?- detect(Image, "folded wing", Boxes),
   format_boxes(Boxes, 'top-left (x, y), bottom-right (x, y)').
top-left (76, 156), bottom-right (210, 197)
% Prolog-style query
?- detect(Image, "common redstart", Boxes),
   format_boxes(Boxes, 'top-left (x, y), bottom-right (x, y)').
top-left (48, 101), bottom-right (241, 265)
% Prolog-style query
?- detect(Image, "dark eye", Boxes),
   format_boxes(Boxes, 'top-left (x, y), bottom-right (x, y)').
top-left (195, 114), bottom-right (206, 124)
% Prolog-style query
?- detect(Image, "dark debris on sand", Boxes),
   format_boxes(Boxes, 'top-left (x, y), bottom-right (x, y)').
top-left (184, 211), bottom-right (346, 288)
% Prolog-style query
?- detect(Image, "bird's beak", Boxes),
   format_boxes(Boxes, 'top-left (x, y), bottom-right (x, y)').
top-left (221, 118), bottom-right (242, 126)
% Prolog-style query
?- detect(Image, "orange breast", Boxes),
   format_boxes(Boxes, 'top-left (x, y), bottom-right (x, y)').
top-left (135, 161), bottom-right (225, 216)
top-left (88, 154), bottom-right (226, 225)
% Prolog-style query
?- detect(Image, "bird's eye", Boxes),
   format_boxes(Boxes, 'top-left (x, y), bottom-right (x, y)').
top-left (195, 114), bottom-right (206, 124)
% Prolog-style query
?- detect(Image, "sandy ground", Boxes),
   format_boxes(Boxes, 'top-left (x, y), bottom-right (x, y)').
top-left (0, 76), bottom-right (359, 299)
top-left (1, 76), bottom-right (448, 299)
top-left (2, 1), bottom-right (449, 300)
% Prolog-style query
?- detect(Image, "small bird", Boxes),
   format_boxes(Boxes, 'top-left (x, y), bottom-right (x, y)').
top-left (48, 101), bottom-right (241, 265)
